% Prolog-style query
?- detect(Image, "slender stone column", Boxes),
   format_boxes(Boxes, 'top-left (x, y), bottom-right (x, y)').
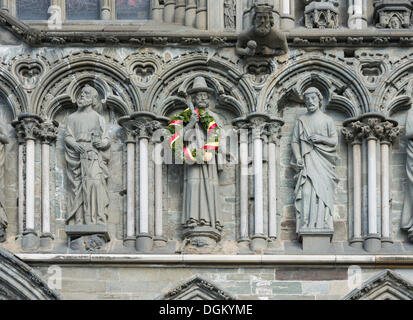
top-left (151, 0), bottom-right (165, 22)
top-left (164, 0), bottom-right (176, 23)
top-left (247, 113), bottom-right (272, 251)
top-left (377, 120), bottom-right (400, 247)
top-left (12, 114), bottom-right (42, 250)
top-left (280, 0), bottom-right (294, 30)
top-left (38, 120), bottom-right (59, 248)
top-left (131, 112), bottom-right (161, 252)
top-left (266, 119), bottom-right (284, 240)
top-left (348, 0), bottom-right (367, 29)
top-left (175, 0), bottom-right (186, 24)
top-left (185, 0), bottom-right (197, 27)
top-left (101, 0), bottom-right (111, 20)
top-left (0, 0), bottom-right (9, 12)
top-left (196, 0), bottom-right (207, 29)
top-left (343, 119), bottom-right (366, 248)
top-left (232, 119), bottom-right (250, 245)
top-left (118, 117), bottom-right (137, 248)
top-left (361, 114), bottom-right (385, 252)
top-left (153, 117), bottom-right (169, 247)
top-left (12, 120), bottom-right (25, 238)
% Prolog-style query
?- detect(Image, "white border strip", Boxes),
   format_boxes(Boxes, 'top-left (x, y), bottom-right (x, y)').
top-left (15, 254), bottom-right (413, 265)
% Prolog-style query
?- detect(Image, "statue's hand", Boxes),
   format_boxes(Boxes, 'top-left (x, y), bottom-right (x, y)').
top-left (246, 40), bottom-right (257, 56)
top-left (296, 158), bottom-right (304, 170)
top-left (72, 143), bottom-right (85, 154)
top-left (309, 134), bottom-right (324, 144)
top-left (262, 46), bottom-right (276, 56)
top-left (93, 140), bottom-right (104, 149)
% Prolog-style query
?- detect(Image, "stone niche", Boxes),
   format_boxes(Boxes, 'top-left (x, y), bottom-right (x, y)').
top-left (374, 0), bottom-right (413, 29)
top-left (304, 0), bottom-right (340, 29)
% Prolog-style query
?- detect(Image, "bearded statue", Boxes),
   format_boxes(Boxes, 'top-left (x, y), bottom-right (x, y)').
top-left (236, 3), bottom-right (288, 57)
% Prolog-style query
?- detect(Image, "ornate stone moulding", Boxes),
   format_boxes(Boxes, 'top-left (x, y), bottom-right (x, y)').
top-left (3, 8), bottom-right (413, 48)
top-left (0, 248), bottom-right (60, 300)
top-left (157, 275), bottom-right (236, 300)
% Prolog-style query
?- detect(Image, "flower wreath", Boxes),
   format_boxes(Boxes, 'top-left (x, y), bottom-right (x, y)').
top-left (168, 107), bottom-right (219, 163)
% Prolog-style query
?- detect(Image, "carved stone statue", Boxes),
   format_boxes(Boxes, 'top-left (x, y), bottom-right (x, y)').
top-left (0, 125), bottom-right (8, 243)
top-left (181, 76), bottom-right (224, 248)
top-left (224, 0), bottom-right (236, 30)
top-left (401, 107), bottom-right (413, 243)
top-left (64, 85), bottom-right (111, 250)
top-left (236, 3), bottom-right (288, 57)
top-left (291, 87), bottom-right (338, 242)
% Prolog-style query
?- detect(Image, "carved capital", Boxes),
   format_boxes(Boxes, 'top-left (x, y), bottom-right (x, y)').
top-left (12, 113), bottom-right (42, 142)
top-left (342, 120), bottom-right (369, 145)
top-left (265, 119), bottom-right (284, 144)
top-left (376, 120), bottom-right (401, 145)
top-left (38, 120), bottom-right (59, 145)
top-left (118, 116), bottom-right (137, 143)
top-left (360, 114), bottom-right (386, 141)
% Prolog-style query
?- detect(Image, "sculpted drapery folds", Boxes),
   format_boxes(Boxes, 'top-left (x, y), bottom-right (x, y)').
top-left (291, 87), bottom-right (338, 235)
top-left (64, 85), bottom-right (111, 227)
top-left (0, 125), bottom-right (8, 242)
top-left (401, 107), bottom-right (413, 242)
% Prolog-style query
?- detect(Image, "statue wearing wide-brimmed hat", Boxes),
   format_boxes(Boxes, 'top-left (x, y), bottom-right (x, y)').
top-left (171, 76), bottom-right (224, 250)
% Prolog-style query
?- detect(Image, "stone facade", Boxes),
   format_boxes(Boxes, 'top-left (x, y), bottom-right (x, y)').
top-left (0, 0), bottom-right (412, 300)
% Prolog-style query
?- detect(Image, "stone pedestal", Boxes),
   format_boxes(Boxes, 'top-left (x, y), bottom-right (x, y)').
top-left (183, 226), bottom-right (221, 248)
top-left (136, 233), bottom-right (153, 252)
top-left (66, 225), bottom-right (110, 251)
top-left (40, 233), bottom-right (54, 249)
top-left (364, 234), bottom-right (381, 252)
top-left (153, 236), bottom-right (168, 248)
top-left (349, 237), bottom-right (364, 249)
top-left (22, 230), bottom-right (39, 250)
top-left (300, 230), bottom-right (333, 253)
top-left (123, 236), bottom-right (135, 248)
top-left (250, 234), bottom-right (267, 251)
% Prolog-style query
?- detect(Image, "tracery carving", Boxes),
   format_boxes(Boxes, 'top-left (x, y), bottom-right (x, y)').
top-left (374, 0), bottom-right (413, 29)
top-left (304, 0), bottom-right (339, 29)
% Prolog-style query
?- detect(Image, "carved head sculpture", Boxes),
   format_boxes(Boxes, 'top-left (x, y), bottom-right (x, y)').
top-left (77, 85), bottom-right (99, 110)
top-left (187, 76), bottom-right (215, 110)
top-left (389, 15), bottom-right (401, 29)
top-left (252, 5), bottom-right (274, 36)
top-left (303, 87), bottom-right (323, 113)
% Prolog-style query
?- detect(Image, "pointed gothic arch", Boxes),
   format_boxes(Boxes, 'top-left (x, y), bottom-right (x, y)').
top-left (344, 269), bottom-right (413, 300)
top-left (0, 247), bottom-right (60, 300)
top-left (157, 275), bottom-right (236, 300)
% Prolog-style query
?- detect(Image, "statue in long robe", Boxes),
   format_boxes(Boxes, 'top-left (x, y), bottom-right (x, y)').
top-left (291, 87), bottom-right (338, 235)
top-left (64, 85), bottom-right (110, 226)
top-left (0, 125), bottom-right (8, 242)
top-left (401, 107), bottom-right (413, 242)
top-left (180, 77), bottom-right (224, 246)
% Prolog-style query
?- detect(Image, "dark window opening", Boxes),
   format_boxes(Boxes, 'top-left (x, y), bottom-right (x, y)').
top-left (17, 0), bottom-right (51, 20)
top-left (66, 0), bottom-right (101, 20)
top-left (116, 0), bottom-right (150, 20)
